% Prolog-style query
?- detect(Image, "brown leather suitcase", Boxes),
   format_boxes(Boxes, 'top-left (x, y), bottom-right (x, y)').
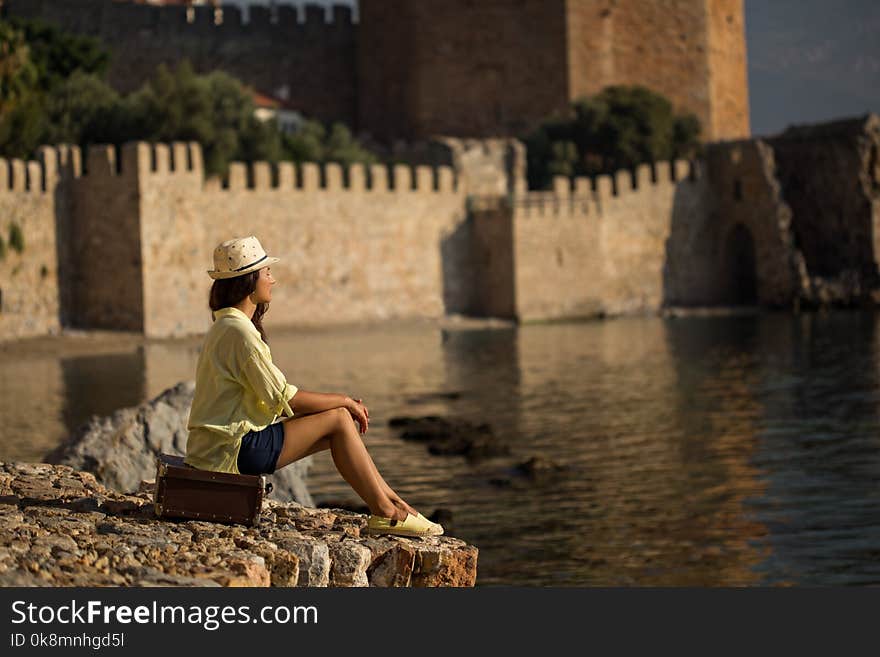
top-left (153, 454), bottom-right (273, 527)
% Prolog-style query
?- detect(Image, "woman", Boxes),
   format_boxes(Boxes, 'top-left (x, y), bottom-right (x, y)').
top-left (185, 236), bottom-right (443, 538)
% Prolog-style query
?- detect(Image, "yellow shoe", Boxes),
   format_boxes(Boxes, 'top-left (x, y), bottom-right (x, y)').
top-left (366, 513), bottom-right (444, 537)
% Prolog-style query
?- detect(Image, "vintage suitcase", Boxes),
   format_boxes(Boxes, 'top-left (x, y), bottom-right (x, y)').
top-left (153, 454), bottom-right (273, 527)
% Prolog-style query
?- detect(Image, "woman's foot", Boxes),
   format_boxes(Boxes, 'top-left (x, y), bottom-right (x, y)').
top-left (375, 502), bottom-right (409, 523)
top-left (392, 498), bottom-right (419, 518)
top-left (365, 512), bottom-right (444, 537)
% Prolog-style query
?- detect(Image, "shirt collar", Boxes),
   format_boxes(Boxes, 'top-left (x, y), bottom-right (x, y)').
top-left (213, 306), bottom-right (252, 323)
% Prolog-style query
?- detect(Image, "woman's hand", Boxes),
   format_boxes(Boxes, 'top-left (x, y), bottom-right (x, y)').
top-left (346, 397), bottom-right (370, 435)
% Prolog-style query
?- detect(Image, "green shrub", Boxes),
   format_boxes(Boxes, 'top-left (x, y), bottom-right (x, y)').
top-left (523, 85), bottom-right (702, 190)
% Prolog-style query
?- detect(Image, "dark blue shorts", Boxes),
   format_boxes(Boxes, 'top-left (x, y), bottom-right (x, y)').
top-left (237, 422), bottom-right (285, 475)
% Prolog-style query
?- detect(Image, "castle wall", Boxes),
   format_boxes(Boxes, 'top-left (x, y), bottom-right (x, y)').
top-left (69, 144), bottom-right (145, 331)
top-left (565, 0), bottom-right (749, 141)
top-left (470, 201), bottom-right (517, 318)
top-left (767, 116), bottom-right (880, 284)
top-left (133, 144), bottom-right (466, 338)
top-left (4, 0), bottom-right (357, 126)
top-left (598, 163), bottom-right (704, 315)
top-left (0, 151), bottom-right (64, 341)
top-left (510, 188), bottom-right (602, 321)
top-left (5, 0), bottom-right (750, 143)
top-left (358, 0), bottom-right (570, 141)
top-left (705, 0), bottom-right (751, 139)
top-left (701, 140), bottom-right (802, 306)
top-left (508, 161), bottom-right (704, 321)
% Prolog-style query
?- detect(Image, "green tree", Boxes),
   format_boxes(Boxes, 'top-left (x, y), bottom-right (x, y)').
top-left (0, 19), bottom-right (110, 158)
top-left (7, 18), bottom-right (108, 91)
top-left (121, 62), bottom-right (282, 175)
top-left (281, 119), bottom-right (378, 167)
top-left (282, 120), bottom-right (325, 162)
top-left (524, 85), bottom-right (702, 190)
top-left (0, 22), bottom-right (38, 114)
top-left (43, 70), bottom-right (121, 146)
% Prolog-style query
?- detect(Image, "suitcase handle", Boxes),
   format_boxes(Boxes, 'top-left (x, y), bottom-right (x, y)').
top-left (265, 482), bottom-right (273, 495)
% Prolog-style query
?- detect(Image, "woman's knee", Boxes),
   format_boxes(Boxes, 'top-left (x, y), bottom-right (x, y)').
top-left (333, 406), bottom-right (355, 429)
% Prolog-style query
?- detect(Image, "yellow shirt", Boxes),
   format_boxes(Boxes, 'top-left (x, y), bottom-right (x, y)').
top-left (184, 306), bottom-right (298, 474)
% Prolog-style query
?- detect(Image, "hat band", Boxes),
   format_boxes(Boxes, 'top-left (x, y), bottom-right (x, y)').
top-left (233, 254), bottom-right (267, 272)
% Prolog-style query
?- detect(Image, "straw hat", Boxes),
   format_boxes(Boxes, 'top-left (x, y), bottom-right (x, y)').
top-left (207, 236), bottom-right (279, 279)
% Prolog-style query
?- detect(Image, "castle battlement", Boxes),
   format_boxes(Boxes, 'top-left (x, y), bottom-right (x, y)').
top-left (0, 145), bottom-right (84, 194)
top-left (4, 1), bottom-right (748, 143)
top-left (512, 159), bottom-right (696, 219)
top-left (69, 142), bottom-right (461, 195)
top-left (6, 0), bottom-right (356, 34)
top-left (0, 158), bottom-right (43, 194)
top-left (207, 158), bottom-right (458, 194)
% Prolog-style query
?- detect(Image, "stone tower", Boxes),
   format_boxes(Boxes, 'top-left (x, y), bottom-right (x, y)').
top-left (358, 0), bottom-right (750, 142)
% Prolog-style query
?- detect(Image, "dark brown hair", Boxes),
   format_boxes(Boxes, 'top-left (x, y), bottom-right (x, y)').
top-left (209, 270), bottom-right (269, 343)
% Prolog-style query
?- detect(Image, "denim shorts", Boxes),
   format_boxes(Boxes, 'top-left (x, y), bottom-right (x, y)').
top-left (237, 422), bottom-right (285, 475)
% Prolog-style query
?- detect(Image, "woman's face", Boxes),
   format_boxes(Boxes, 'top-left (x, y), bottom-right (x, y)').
top-left (252, 267), bottom-right (275, 304)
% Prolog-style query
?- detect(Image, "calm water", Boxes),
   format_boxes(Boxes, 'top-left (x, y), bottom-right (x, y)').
top-left (2, 312), bottom-right (880, 586)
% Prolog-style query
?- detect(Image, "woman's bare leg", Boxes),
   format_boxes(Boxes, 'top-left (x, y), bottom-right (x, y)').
top-left (364, 459), bottom-right (419, 517)
top-left (275, 409), bottom-right (406, 521)
top-left (289, 434), bottom-right (417, 515)
top-left (286, 425), bottom-right (419, 516)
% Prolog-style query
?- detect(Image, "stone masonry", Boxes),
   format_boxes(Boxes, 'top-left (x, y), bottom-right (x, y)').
top-left (5, 0), bottom-right (750, 143)
top-left (2, 116), bottom-right (879, 343)
top-left (360, 0), bottom-right (750, 141)
top-left (0, 461), bottom-right (478, 587)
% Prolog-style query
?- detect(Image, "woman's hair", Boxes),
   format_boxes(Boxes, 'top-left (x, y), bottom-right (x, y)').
top-left (209, 270), bottom-right (269, 343)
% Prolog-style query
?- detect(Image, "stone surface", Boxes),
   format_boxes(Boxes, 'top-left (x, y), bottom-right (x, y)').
top-left (5, 0), bottom-right (747, 143)
top-left (7, 121), bottom-right (880, 346)
top-left (360, 0), bottom-right (748, 141)
top-left (0, 461), bottom-right (478, 588)
top-left (45, 381), bottom-right (313, 506)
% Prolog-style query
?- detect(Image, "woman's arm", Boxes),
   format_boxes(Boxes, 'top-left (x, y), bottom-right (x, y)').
top-left (289, 389), bottom-right (350, 415)
top-left (290, 389), bottom-right (370, 434)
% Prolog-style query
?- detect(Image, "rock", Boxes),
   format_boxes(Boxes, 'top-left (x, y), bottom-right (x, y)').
top-left (328, 540), bottom-right (372, 587)
top-left (404, 391), bottom-right (462, 404)
top-left (275, 536), bottom-right (330, 587)
top-left (316, 498), bottom-right (370, 515)
top-left (388, 415), bottom-right (509, 459)
top-left (45, 381), bottom-right (313, 505)
top-left (366, 540), bottom-right (416, 587)
top-left (490, 456), bottom-right (568, 488)
top-left (0, 461), bottom-right (478, 587)
top-left (513, 456), bottom-right (567, 482)
top-left (412, 541), bottom-right (479, 587)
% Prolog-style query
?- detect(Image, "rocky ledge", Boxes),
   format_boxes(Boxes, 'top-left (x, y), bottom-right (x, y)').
top-left (0, 462), bottom-right (478, 587)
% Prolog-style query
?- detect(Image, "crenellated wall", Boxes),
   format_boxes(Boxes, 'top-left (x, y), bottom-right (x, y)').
top-left (3, 116), bottom-right (877, 343)
top-left (122, 142), bottom-right (465, 337)
top-left (4, 0), bottom-right (357, 126)
top-left (4, 0), bottom-right (749, 143)
top-left (472, 160), bottom-right (705, 322)
top-left (0, 147), bottom-right (74, 341)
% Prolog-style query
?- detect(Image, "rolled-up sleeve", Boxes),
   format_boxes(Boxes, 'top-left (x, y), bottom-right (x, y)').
top-left (241, 350), bottom-right (298, 419)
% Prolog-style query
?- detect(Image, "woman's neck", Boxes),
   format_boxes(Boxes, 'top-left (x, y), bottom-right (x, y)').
top-left (232, 297), bottom-right (256, 320)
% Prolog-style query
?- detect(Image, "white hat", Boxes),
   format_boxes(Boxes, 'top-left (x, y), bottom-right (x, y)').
top-left (207, 236), bottom-right (279, 279)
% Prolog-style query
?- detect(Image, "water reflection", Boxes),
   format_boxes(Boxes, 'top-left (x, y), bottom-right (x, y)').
top-left (2, 313), bottom-right (880, 585)
top-left (62, 351), bottom-right (146, 436)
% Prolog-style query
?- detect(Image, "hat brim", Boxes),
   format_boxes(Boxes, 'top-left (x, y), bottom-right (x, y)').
top-left (208, 256), bottom-right (280, 280)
